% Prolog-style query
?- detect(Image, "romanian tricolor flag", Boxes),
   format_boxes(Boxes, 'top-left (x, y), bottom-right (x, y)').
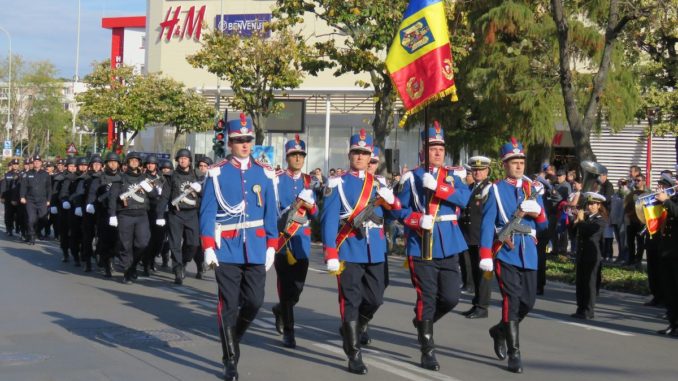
top-left (643, 204), bottom-right (667, 237)
top-left (386, 0), bottom-right (457, 126)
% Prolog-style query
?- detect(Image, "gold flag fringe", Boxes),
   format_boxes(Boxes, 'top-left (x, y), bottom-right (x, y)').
top-left (397, 85), bottom-right (459, 128)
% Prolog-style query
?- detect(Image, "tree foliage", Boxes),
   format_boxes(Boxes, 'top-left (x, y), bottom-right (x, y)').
top-left (77, 61), bottom-right (213, 152)
top-left (187, 24), bottom-right (310, 145)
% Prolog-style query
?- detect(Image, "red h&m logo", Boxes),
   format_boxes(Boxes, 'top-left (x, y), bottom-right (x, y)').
top-left (159, 5), bottom-right (206, 42)
top-left (552, 132), bottom-right (564, 146)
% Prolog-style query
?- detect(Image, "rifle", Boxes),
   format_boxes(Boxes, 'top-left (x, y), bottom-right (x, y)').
top-left (348, 197), bottom-right (388, 238)
top-left (171, 186), bottom-right (197, 209)
top-left (275, 199), bottom-right (312, 253)
top-left (119, 177), bottom-right (161, 206)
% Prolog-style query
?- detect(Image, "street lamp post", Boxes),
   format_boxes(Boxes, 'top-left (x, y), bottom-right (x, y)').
top-left (0, 26), bottom-right (11, 141)
top-left (72, 0), bottom-right (81, 139)
top-left (646, 106), bottom-right (660, 188)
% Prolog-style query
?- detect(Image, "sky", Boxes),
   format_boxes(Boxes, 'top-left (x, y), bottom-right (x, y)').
top-left (0, 0), bottom-right (147, 79)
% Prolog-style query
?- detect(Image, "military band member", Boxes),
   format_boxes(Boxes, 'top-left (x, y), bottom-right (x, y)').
top-left (397, 122), bottom-right (470, 371)
top-left (321, 128), bottom-right (401, 375)
top-left (199, 114), bottom-right (278, 381)
top-left (655, 174), bottom-right (678, 336)
top-left (19, 155), bottom-right (52, 245)
top-left (480, 138), bottom-right (548, 373)
top-left (460, 156), bottom-right (493, 319)
top-left (271, 135), bottom-right (317, 348)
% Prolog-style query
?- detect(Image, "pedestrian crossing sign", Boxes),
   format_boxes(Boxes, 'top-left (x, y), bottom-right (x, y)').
top-left (66, 143), bottom-right (78, 155)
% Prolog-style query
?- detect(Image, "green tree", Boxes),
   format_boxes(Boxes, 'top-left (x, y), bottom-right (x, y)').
top-left (187, 24), bottom-right (310, 145)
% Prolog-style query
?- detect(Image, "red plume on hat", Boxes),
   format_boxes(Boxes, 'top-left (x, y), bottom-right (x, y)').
top-left (434, 120), bottom-right (441, 133)
top-left (240, 113), bottom-right (247, 127)
top-left (359, 128), bottom-right (366, 140)
top-left (295, 134), bottom-right (300, 144)
top-left (510, 136), bottom-right (518, 147)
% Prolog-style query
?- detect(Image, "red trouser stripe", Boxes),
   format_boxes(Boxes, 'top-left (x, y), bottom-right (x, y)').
top-left (336, 275), bottom-right (346, 321)
top-left (217, 293), bottom-right (224, 328)
top-left (408, 256), bottom-right (424, 321)
top-left (495, 260), bottom-right (509, 323)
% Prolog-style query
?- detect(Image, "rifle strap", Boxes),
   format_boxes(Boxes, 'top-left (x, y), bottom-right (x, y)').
top-left (335, 173), bottom-right (375, 250)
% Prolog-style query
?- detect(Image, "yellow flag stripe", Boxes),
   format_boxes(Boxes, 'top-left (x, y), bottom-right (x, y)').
top-left (386, 2), bottom-right (449, 73)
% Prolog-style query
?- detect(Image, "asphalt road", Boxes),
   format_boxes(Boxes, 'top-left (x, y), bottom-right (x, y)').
top-left (0, 233), bottom-right (675, 381)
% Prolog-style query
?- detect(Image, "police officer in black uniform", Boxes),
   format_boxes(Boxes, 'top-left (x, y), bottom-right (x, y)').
top-left (88, 152), bottom-right (123, 278)
top-left (49, 159), bottom-right (66, 241)
top-left (1, 159), bottom-right (20, 236)
top-left (192, 156), bottom-right (213, 279)
top-left (163, 149), bottom-right (202, 285)
top-left (19, 155), bottom-right (52, 245)
top-left (137, 154), bottom-right (165, 276)
top-left (655, 174), bottom-right (678, 336)
top-left (15, 158), bottom-right (31, 241)
top-left (65, 157), bottom-right (90, 267)
top-left (460, 156), bottom-right (493, 319)
top-left (157, 159), bottom-right (174, 268)
top-left (80, 156), bottom-right (103, 272)
top-left (109, 152), bottom-right (158, 284)
top-left (56, 157), bottom-right (78, 261)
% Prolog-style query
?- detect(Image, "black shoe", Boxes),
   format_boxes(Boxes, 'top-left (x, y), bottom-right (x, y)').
top-left (657, 325), bottom-right (676, 335)
top-left (489, 323), bottom-right (507, 360)
top-left (282, 329), bottom-right (296, 348)
top-left (74, 260), bottom-right (81, 267)
top-left (466, 309), bottom-right (488, 319)
top-left (62, 257), bottom-right (70, 263)
top-left (84, 262), bottom-right (92, 272)
top-left (272, 305), bottom-right (284, 335)
top-left (461, 307), bottom-right (476, 316)
top-left (221, 326), bottom-right (239, 381)
top-left (340, 321), bottom-right (368, 375)
top-left (415, 320), bottom-right (440, 371)
top-left (570, 312), bottom-right (592, 320)
top-left (195, 271), bottom-right (203, 280)
top-left (121, 275), bottom-right (133, 284)
top-left (173, 264), bottom-right (184, 285)
top-left (506, 321), bottom-right (522, 373)
top-left (150, 263), bottom-right (158, 272)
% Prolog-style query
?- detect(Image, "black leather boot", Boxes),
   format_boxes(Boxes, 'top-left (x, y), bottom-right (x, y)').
top-left (489, 322), bottom-right (507, 360)
top-left (282, 303), bottom-right (296, 348)
top-left (416, 320), bottom-right (440, 371)
top-left (221, 326), bottom-right (239, 381)
top-left (62, 249), bottom-right (70, 263)
top-left (358, 314), bottom-right (372, 345)
top-left (84, 260), bottom-right (92, 272)
top-left (340, 321), bottom-right (368, 375)
top-left (173, 263), bottom-right (184, 285)
top-left (506, 321), bottom-right (522, 373)
top-left (657, 324), bottom-right (677, 335)
top-left (104, 258), bottom-right (112, 278)
top-left (234, 316), bottom-right (253, 343)
top-left (272, 304), bottom-right (284, 335)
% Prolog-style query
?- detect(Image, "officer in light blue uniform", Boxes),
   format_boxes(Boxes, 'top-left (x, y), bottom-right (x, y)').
top-left (271, 134), bottom-right (318, 349)
top-left (397, 121), bottom-right (470, 371)
top-left (321, 128), bottom-right (401, 375)
top-left (199, 113), bottom-right (278, 381)
top-left (479, 137), bottom-right (548, 374)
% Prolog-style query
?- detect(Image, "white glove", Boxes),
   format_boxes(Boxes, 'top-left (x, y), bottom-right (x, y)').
top-left (109, 216), bottom-right (118, 227)
top-left (520, 199), bottom-right (542, 214)
top-left (265, 247), bottom-right (275, 271)
top-left (204, 247), bottom-right (219, 268)
top-left (50, 206), bottom-right (58, 215)
top-left (377, 187), bottom-right (395, 204)
top-left (420, 214), bottom-right (434, 230)
top-left (156, 218), bottom-right (166, 226)
top-left (189, 182), bottom-right (202, 193)
top-left (62, 201), bottom-right (71, 210)
top-left (479, 258), bottom-right (494, 272)
top-left (327, 258), bottom-right (340, 272)
top-left (140, 181), bottom-right (153, 192)
top-left (297, 188), bottom-right (315, 205)
top-left (74, 207), bottom-right (83, 217)
top-left (422, 172), bottom-right (437, 191)
top-left (86, 204), bottom-right (95, 214)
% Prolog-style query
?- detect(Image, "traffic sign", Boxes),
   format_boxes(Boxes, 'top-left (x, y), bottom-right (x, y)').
top-left (3, 140), bottom-right (11, 150)
top-left (66, 143), bottom-right (78, 155)
top-left (2, 149), bottom-right (12, 158)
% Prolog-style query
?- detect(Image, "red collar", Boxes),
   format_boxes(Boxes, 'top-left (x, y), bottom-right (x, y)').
top-left (286, 169), bottom-right (302, 179)
top-left (349, 170), bottom-right (366, 178)
top-left (230, 157), bottom-right (251, 169)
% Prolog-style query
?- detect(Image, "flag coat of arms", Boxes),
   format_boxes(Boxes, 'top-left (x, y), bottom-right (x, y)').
top-left (643, 204), bottom-right (667, 237)
top-left (386, 0), bottom-right (457, 123)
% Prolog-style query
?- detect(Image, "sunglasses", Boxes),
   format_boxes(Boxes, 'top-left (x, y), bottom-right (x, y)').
top-left (634, 179), bottom-right (643, 183)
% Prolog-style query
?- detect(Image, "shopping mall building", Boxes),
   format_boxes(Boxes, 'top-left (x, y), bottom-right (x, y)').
top-left (102, 0), bottom-right (675, 183)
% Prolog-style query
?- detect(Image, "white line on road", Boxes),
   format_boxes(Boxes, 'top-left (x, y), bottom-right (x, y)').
top-left (531, 313), bottom-right (634, 336)
top-left (308, 266), bottom-right (327, 273)
top-left (314, 342), bottom-right (462, 381)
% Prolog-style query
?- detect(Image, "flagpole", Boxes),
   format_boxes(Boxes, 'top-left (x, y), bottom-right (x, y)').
top-left (422, 106), bottom-right (432, 260)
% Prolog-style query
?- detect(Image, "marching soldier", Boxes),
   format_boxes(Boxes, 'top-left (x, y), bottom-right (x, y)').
top-left (656, 174), bottom-right (678, 336)
top-left (50, 159), bottom-right (66, 241)
top-left (65, 157), bottom-right (90, 266)
top-left (19, 155), bottom-right (52, 245)
top-left (1, 158), bottom-right (20, 236)
top-left (14, 158), bottom-right (31, 240)
top-left (57, 157), bottom-right (78, 262)
top-left (199, 114), bottom-right (278, 381)
top-left (192, 156), bottom-right (214, 279)
top-left (271, 135), bottom-right (317, 348)
top-left (321, 128), bottom-right (401, 375)
top-left (80, 156), bottom-right (103, 272)
top-left (397, 122), bottom-right (470, 371)
top-left (108, 152), bottom-right (158, 284)
top-left (165, 149), bottom-right (202, 285)
top-left (460, 156), bottom-right (493, 319)
top-left (141, 154), bottom-right (165, 276)
top-left (87, 153), bottom-right (123, 278)
top-left (157, 159), bottom-right (174, 268)
top-left (480, 137), bottom-right (548, 373)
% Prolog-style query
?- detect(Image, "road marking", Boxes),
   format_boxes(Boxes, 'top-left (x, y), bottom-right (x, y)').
top-left (314, 342), bottom-right (462, 381)
top-left (531, 313), bottom-right (634, 336)
top-left (308, 267), bottom-right (327, 273)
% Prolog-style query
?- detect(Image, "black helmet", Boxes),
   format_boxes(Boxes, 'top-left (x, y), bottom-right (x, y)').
top-left (126, 151), bottom-right (142, 162)
top-left (144, 154), bottom-right (159, 165)
top-left (77, 157), bottom-right (89, 166)
top-left (197, 156), bottom-right (213, 166)
top-left (159, 159), bottom-right (174, 170)
top-left (104, 152), bottom-right (121, 163)
top-left (65, 157), bottom-right (77, 166)
top-left (90, 155), bottom-right (103, 165)
top-left (175, 148), bottom-right (192, 161)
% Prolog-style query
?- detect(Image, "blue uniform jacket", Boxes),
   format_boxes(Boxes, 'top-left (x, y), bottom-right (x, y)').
top-left (199, 158), bottom-right (278, 264)
top-left (321, 171), bottom-right (401, 264)
top-left (276, 170), bottom-right (318, 260)
top-left (397, 166), bottom-right (471, 258)
top-left (479, 178), bottom-right (548, 270)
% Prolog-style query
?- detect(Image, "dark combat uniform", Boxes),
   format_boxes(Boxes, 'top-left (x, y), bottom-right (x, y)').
top-left (19, 155), bottom-right (52, 244)
top-left (1, 159), bottom-right (20, 235)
